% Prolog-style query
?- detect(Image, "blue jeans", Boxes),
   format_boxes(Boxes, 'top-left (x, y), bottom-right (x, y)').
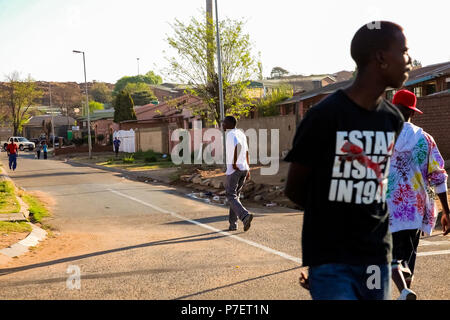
top-left (309, 263), bottom-right (391, 300)
top-left (8, 154), bottom-right (17, 170)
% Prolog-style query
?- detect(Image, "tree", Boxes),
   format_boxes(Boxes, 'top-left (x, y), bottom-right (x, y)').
top-left (113, 71), bottom-right (162, 96)
top-left (113, 91), bottom-right (136, 123)
top-left (89, 82), bottom-right (112, 105)
top-left (88, 101), bottom-right (104, 115)
top-left (0, 72), bottom-right (43, 135)
top-left (255, 85), bottom-right (292, 117)
top-left (164, 14), bottom-right (259, 125)
top-left (49, 82), bottom-right (83, 118)
top-left (412, 59), bottom-right (422, 68)
top-left (122, 83), bottom-right (157, 106)
top-left (270, 67), bottom-right (289, 79)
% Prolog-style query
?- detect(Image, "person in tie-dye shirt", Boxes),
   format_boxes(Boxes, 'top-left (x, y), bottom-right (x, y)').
top-left (387, 89), bottom-right (450, 300)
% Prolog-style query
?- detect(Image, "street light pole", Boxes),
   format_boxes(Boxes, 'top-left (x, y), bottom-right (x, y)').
top-left (49, 83), bottom-right (55, 151)
top-left (214, 0), bottom-right (226, 164)
top-left (73, 50), bottom-right (92, 159)
top-left (137, 58), bottom-right (140, 76)
top-left (214, 0), bottom-right (225, 124)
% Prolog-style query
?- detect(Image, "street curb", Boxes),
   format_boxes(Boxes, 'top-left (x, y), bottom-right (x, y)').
top-left (0, 222), bottom-right (47, 258)
top-left (64, 159), bottom-right (172, 184)
top-left (0, 166), bottom-right (48, 259)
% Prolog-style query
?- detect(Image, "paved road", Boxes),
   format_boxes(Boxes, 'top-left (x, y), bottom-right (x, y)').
top-left (0, 152), bottom-right (448, 300)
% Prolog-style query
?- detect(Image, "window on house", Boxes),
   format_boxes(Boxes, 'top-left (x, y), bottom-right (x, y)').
top-left (446, 78), bottom-right (450, 90)
top-left (425, 83), bottom-right (436, 95)
top-left (413, 87), bottom-right (422, 98)
top-left (386, 90), bottom-right (396, 101)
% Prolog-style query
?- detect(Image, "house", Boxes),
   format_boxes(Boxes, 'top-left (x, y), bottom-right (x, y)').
top-left (22, 115), bottom-right (76, 140)
top-left (276, 79), bottom-right (353, 121)
top-left (249, 74), bottom-right (339, 99)
top-left (76, 109), bottom-right (119, 145)
top-left (120, 94), bottom-right (205, 131)
top-left (403, 61), bottom-right (450, 97)
top-left (149, 84), bottom-right (185, 102)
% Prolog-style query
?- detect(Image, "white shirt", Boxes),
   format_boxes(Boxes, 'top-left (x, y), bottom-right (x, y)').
top-left (225, 128), bottom-right (250, 175)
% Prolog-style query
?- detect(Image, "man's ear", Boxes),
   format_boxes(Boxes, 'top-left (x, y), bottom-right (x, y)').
top-left (375, 50), bottom-right (388, 69)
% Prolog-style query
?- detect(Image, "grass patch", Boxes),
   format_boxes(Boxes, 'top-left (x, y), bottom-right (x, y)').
top-left (0, 181), bottom-right (20, 214)
top-left (0, 221), bottom-right (32, 234)
top-left (21, 194), bottom-right (50, 223)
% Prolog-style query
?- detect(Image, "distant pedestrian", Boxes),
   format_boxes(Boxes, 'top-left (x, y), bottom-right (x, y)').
top-left (285, 21), bottom-right (411, 300)
top-left (6, 139), bottom-right (19, 171)
top-left (113, 137), bottom-right (121, 158)
top-left (42, 141), bottom-right (48, 159)
top-left (222, 116), bottom-right (253, 232)
top-left (387, 89), bottom-right (449, 300)
top-left (36, 142), bottom-right (42, 159)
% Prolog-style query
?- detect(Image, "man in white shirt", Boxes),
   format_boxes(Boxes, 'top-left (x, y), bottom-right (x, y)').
top-left (222, 116), bottom-right (253, 232)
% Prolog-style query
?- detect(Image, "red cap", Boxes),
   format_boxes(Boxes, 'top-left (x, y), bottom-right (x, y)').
top-left (392, 89), bottom-right (423, 114)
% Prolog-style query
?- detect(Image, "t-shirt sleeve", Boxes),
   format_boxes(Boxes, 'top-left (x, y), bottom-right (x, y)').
top-left (284, 108), bottom-right (325, 166)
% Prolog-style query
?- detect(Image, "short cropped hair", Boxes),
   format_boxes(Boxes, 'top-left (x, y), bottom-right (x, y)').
top-left (351, 21), bottom-right (404, 71)
top-left (224, 115), bottom-right (237, 128)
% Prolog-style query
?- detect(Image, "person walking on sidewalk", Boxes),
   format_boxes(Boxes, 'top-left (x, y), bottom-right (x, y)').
top-left (42, 141), bottom-right (48, 159)
top-left (113, 137), bottom-right (121, 158)
top-left (222, 116), bottom-right (253, 232)
top-left (387, 89), bottom-right (449, 300)
top-left (6, 139), bottom-right (19, 171)
top-left (284, 21), bottom-right (412, 300)
top-left (36, 142), bottom-right (42, 159)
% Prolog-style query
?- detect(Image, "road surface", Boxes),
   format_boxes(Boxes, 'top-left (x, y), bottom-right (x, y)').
top-left (0, 151), bottom-right (448, 300)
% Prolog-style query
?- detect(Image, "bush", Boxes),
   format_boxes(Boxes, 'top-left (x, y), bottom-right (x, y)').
top-left (145, 156), bottom-right (158, 163)
top-left (97, 134), bottom-right (105, 143)
top-left (123, 155), bottom-right (135, 164)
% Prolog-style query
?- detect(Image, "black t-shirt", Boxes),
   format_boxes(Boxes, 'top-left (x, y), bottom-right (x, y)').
top-left (285, 89), bottom-right (404, 266)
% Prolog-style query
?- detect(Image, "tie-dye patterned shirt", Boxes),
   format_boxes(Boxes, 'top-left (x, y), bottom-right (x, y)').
top-left (387, 122), bottom-right (448, 235)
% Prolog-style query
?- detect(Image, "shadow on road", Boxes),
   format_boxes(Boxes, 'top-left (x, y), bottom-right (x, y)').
top-left (173, 266), bottom-right (303, 300)
top-left (0, 231), bottom-right (232, 278)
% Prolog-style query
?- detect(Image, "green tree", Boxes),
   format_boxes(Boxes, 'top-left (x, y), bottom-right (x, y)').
top-left (88, 101), bottom-right (104, 115)
top-left (90, 82), bottom-right (112, 105)
top-left (255, 85), bottom-right (292, 117)
top-left (0, 72), bottom-right (43, 135)
top-left (164, 14), bottom-right (259, 125)
top-left (113, 91), bottom-right (136, 123)
top-left (113, 71), bottom-right (162, 96)
top-left (122, 83), bottom-right (157, 106)
top-left (270, 67), bottom-right (289, 79)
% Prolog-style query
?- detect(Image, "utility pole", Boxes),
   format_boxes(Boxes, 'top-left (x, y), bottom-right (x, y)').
top-left (73, 50), bottom-right (92, 159)
top-left (49, 83), bottom-right (55, 151)
top-left (206, 0), bottom-right (214, 87)
top-left (137, 58), bottom-right (140, 76)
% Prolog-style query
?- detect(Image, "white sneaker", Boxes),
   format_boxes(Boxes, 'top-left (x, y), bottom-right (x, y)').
top-left (397, 288), bottom-right (417, 300)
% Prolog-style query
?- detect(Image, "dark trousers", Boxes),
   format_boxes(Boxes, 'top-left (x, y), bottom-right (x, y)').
top-left (44, 151), bottom-right (47, 159)
top-left (8, 154), bottom-right (17, 170)
top-left (37, 150), bottom-right (41, 159)
top-left (226, 170), bottom-right (249, 228)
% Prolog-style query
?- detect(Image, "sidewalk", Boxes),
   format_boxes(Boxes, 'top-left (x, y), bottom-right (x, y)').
top-left (0, 166), bottom-right (47, 261)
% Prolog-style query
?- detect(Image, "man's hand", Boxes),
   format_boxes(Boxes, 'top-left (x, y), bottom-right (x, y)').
top-left (232, 164), bottom-right (239, 171)
top-left (299, 271), bottom-right (310, 290)
top-left (246, 170), bottom-right (251, 181)
top-left (441, 212), bottom-right (450, 236)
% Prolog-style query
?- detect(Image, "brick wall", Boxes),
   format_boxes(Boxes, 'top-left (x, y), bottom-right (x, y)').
top-left (413, 93), bottom-right (450, 160)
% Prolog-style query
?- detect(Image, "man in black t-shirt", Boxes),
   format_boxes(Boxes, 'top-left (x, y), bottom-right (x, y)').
top-left (285, 21), bottom-right (412, 300)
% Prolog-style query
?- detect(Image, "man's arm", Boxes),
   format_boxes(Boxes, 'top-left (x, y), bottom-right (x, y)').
top-left (232, 144), bottom-right (239, 170)
top-left (437, 192), bottom-right (450, 235)
top-left (285, 162), bottom-right (312, 210)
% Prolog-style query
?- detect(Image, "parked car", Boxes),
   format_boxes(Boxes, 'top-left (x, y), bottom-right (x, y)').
top-left (2, 136), bottom-right (35, 151)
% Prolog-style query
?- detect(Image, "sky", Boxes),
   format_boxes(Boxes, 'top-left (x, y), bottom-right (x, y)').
top-left (1, 0), bottom-right (449, 84)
